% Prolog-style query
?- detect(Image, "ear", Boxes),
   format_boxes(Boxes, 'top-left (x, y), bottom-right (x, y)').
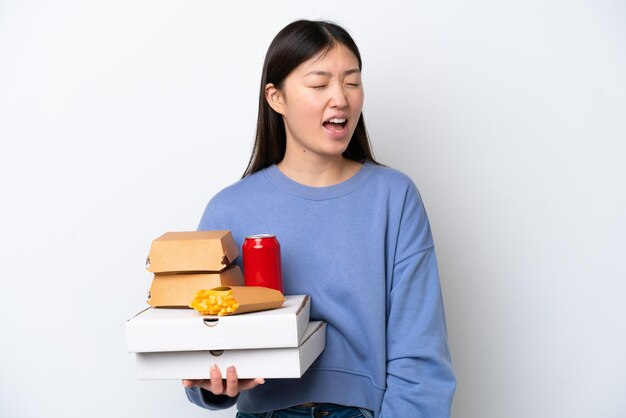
top-left (265, 83), bottom-right (285, 115)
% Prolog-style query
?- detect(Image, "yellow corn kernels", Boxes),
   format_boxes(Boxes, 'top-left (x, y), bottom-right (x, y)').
top-left (190, 287), bottom-right (240, 316)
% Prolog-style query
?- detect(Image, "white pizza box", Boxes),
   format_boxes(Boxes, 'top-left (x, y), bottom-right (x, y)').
top-left (134, 321), bottom-right (326, 379)
top-left (126, 295), bottom-right (310, 353)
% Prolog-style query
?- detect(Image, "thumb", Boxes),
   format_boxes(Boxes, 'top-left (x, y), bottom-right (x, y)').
top-left (241, 377), bottom-right (265, 391)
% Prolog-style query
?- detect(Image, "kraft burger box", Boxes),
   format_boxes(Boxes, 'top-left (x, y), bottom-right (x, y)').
top-left (126, 295), bottom-right (326, 379)
top-left (145, 230), bottom-right (243, 307)
top-left (147, 265), bottom-right (244, 307)
top-left (146, 230), bottom-right (239, 273)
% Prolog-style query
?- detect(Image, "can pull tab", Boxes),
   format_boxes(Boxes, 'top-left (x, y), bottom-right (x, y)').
top-left (203, 318), bottom-right (219, 328)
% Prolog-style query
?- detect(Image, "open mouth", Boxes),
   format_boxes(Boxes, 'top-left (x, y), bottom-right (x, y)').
top-left (323, 117), bottom-right (347, 132)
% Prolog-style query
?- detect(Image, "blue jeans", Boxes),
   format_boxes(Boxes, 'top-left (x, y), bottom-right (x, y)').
top-left (236, 403), bottom-right (374, 418)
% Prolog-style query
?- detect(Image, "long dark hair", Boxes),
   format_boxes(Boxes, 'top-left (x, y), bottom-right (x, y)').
top-left (242, 19), bottom-right (379, 178)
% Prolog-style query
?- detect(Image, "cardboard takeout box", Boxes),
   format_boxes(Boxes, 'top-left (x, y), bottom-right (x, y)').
top-left (133, 321), bottom-right (326, 379)
top-left (126, 295), bottom-right (310, 352)
top-left (147, 265), bottom-right (244, 308)
top-left (146, 230), bottom-right (238, 273)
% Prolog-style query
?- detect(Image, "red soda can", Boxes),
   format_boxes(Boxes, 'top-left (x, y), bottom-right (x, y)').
top-left (242, 234), bottom-right (283, 292)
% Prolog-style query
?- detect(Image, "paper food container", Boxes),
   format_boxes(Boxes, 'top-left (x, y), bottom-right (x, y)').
top-left (147, 265), bottom-right (244, 308)
top-left (146, 230), bottom-right (238, 273)
top-left (126, 295), bottom-right (310, 353)
top-left (133, 321), bottom-right (326, 379)
top-left (189, 286), bottom-right (285, 316)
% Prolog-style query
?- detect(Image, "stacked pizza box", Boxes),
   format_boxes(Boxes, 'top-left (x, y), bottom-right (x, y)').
top-left (125, 230), bottom-right (326, 380)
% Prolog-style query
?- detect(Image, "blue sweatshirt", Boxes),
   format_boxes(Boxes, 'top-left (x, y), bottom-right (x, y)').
top-left (185, 163), bottom-right (456, 417)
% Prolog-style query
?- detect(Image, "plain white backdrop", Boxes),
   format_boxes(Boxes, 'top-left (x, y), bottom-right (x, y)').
top-left (1, 1), bottom-right (624, 417)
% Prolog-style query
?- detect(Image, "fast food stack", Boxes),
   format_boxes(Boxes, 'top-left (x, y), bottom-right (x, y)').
top-left (145, 230), bottom-right (246, 308)
top-left (125, 230), bottom-right (326, 380)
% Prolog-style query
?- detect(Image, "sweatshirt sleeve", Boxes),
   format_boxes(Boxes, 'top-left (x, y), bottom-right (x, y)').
top-left (379, 182), bottom-right (456, 417)
top-left (185, 387), bottom-right (238, 410)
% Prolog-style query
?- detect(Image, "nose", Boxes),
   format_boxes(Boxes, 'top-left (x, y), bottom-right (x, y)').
top-left (328, 83), bottom-right (348, 109)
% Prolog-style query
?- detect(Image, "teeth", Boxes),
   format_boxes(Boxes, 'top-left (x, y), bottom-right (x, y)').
top-left (328, 118), bottom-right (346, 124)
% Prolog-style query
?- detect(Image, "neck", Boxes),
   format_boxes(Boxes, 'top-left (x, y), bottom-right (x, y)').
top-left (277, 154), bottom-right (362, 187)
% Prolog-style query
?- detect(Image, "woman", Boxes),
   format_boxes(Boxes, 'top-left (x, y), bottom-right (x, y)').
top-left (183, 19), bottom-right (456, 417)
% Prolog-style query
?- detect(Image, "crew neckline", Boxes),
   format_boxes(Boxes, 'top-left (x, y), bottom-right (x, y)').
top-left (263, 162), bottom-right (374, 200)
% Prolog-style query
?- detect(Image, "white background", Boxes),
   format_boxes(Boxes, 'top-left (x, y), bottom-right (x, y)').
top-left (1, 1), bottom-right (624, 417)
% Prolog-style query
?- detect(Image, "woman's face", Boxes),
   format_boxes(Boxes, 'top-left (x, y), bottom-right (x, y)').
top-left (266, 43), bottom-right (364, 161)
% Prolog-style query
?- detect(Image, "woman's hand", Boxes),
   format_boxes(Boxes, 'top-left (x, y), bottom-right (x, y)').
top-left (182, 364), bottom-right (265, 397)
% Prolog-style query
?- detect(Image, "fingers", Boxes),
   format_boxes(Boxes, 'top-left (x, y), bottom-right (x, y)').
top-left (182, 379), bottom-right (212, 389)
top-left (210, 363), bottom-right (226, 395)
top-left (183, 365), bottom-right (265, 397)
top-left (182, 379), bottom-right (197, 388)
top-left (224, 366), bottom-right (240, 397)
top-left (239, 377), bottom-right (266, 391)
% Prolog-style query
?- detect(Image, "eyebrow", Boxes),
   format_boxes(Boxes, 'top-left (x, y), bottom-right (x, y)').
top-left (304, 68), bottom-right (361, 77)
